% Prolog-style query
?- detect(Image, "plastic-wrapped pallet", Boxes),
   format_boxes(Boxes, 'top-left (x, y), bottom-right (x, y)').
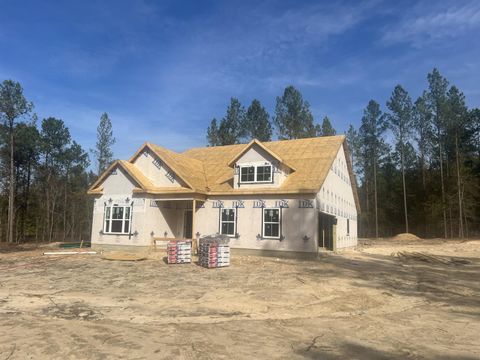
top-left (199, 235), bottom-right (230, 268)
top-left (166, 240), bottom-right (192, 264)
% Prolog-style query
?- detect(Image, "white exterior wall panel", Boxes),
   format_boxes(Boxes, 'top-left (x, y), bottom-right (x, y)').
top-left (195, 196), bottom-right (317, 253)
top-left (90, 167), bottom-right (149, 246)
top-left (316, 146), bottom-right (358, 249)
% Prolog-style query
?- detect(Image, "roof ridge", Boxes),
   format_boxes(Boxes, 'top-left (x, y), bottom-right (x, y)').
top-left (264, 134), bottom-right (345, 143)
top-left (149, 142), bottom-right (205, 166)
top-left (182, 135), bottom-right (346, 153)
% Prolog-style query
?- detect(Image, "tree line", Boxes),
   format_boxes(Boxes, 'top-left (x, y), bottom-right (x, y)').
top-left (347, 69), bottom-right (479, 238)
top-left (2, 68), bottom-right (478, 243)
top-left (206, 86), bottom-right (336, 146)
top-left (206, 70), bottom-right (480, 239)
top-left (0, 80), bottom-right (116, 243)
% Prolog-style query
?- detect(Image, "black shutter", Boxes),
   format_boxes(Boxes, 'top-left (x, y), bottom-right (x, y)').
top-left (279, 207), bottom-right (283, 240)
top-left (218, 207), bottom-right (222, 234)
top-left (129, 201), bottom-right (134, 239)
top-left (102, 202), bottom-right (106, 233)
top-left (260, 204), bottom-right (264, 239)
top-left (235, 205), bottom-right (238, 237)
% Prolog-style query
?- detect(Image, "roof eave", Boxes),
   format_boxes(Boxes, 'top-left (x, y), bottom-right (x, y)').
top-left (132, 188), bottom-right (207, 195)
top-left (207, 189), bottom-right (317, 196)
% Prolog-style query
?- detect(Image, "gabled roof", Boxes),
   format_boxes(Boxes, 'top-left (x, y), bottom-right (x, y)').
top-left (129, 142), bottom-right (207, 192)
top-left (87, 135), bottom-right (360, 212)
top-left (226, 139), bottom-right (296, 171)
top-left (87, 160), bottom-right (155, 195)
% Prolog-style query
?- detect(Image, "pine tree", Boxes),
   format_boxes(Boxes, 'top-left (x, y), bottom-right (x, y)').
top-left (11, 122), bottom-right (40, 241)
top-left (445, 86), bottom-right (469, 238)
top-left (319, 116), bottom-right (336, 136)
top-left (471, 108), bottom-right (480, 159)
top-left (245, 99), bottom-right (272, 141)
top-left (386, 85), bottom-right (414, 233)
top-left (39, 117), bottom-right (72, 242)
top-left (274, 86), bottom-right (316, 139)
top-left (93, 113), bottom-right (115, 175)
top-left (62, 141), bottom-right (89, 241)
top-left (0, 80), bottom-right (33, 243)
top-left (414, 92), bottom-right (433, 191)
top-left (426, 68), bottom-right (449, 238)
top-left (206, 118), bottom-right (220, 146)
top-left (345, 124), bottom-right (359, 174)
top-left (359, 100), bottom-right (388, 238)
top-left (468, 108), bottom-right (480, 236)
top-left (413, 93), bottom-right (434, 237)
top-left (217, 98), bottom-right (246, 145)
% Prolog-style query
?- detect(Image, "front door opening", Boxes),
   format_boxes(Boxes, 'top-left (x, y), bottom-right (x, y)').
top-left (183, 209), bottom-right (193, 239)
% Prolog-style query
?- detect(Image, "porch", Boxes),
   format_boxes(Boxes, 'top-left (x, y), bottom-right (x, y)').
top-left (149, 198), bottom-right (205, 251)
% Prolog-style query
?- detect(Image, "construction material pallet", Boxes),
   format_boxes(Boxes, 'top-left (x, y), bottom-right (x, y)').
top-left (166, 240), bottom-right (192, 264)
top-left (198, 236), bottom-right (230, 269)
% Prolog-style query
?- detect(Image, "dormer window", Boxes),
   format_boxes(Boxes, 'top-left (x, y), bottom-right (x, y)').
top-left (240, 164), bottom-right (272, 183)
top-left (256, 165), bottom-right (272, 182)
top-left (240, 166), bottom-right (255, 182)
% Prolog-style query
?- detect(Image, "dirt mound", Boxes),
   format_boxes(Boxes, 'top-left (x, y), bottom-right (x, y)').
top-left (391, 233), bottom-right (422, 241)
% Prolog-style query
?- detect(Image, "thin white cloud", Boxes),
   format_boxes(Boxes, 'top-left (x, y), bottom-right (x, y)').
top-left (382, 1), bottom-right (480, 46)
top-left (141, 1), bottom-right (377, 110)
top-left (4, 0), bottom-right (479, 161)
top-left (261, 58), bottom-right (367, 92)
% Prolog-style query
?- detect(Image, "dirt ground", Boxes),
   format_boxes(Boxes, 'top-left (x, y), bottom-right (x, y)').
top-left (0, 238), bottom-right (479, 360)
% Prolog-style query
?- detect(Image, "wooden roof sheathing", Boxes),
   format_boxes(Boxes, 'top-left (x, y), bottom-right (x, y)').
top-left (128, 142), bottom-right (207, 192)
top-left (184, 136), bottom-right (345, 194)
top-left (147, 143), bottom-right (207, 192)
top-left (88, 135), bottom-right (361, 212)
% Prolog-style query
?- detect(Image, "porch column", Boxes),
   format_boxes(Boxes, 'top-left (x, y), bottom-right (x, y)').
top-left (192, 199), bottom-right (197, 254)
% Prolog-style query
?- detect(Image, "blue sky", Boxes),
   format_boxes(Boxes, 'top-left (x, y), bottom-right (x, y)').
top-left (1, 0), bottom-right (479, 161)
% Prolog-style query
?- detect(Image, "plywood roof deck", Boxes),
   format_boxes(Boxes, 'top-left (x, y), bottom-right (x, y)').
top-left (88, 135), bottom-right (360, 211)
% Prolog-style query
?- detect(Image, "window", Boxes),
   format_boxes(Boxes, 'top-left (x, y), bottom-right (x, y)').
top-left (256, 165), bottom-right (272, 182)
top-left (263, 208), bottom-right (280, 238)
top-left (240, 166), bottom-right (255, 182)
top-left (220, 208), bottom-right (236, 236)
top-left (104, 205), bottom-right (131, 234)
top-left (347, 219), bottom-right (350, 236)
top-left (239, 164), bottom-right (272, 183)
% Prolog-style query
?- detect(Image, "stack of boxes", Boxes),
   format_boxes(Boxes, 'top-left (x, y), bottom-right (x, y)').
top-left (199, 236), bottom-right (230, 268)
top-left (166, 240), bottom-right (192, 264)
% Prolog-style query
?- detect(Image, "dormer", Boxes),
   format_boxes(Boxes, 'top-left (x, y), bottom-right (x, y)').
top-left (227, 139), bottom-right (295, 189)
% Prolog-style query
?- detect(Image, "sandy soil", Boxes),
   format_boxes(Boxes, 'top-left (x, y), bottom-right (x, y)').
top-left (0, 238), bottom-right (479, 359)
